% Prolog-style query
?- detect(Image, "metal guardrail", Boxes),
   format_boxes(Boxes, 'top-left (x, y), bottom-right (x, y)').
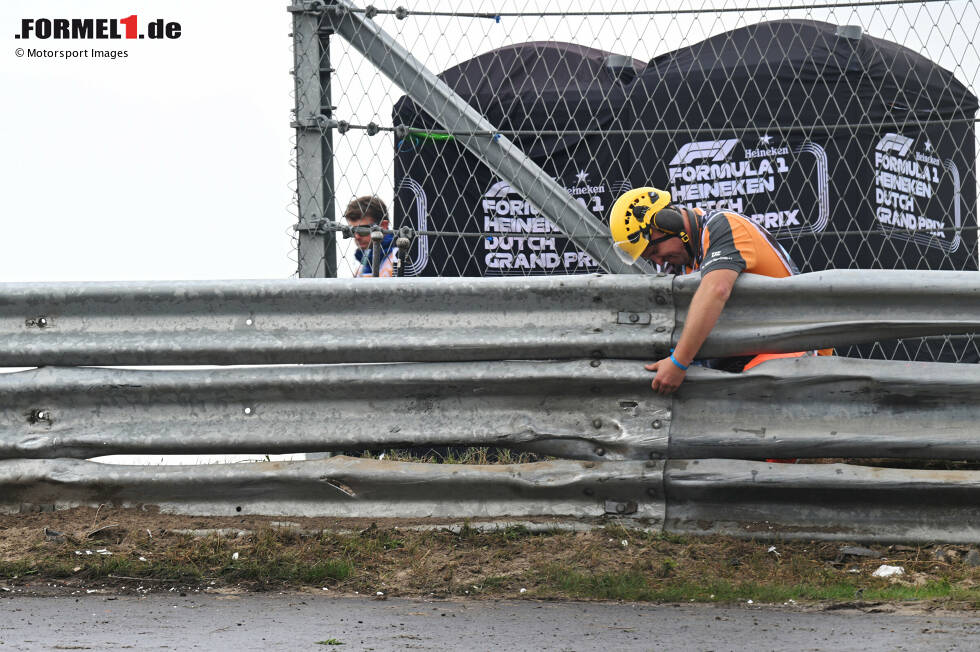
top-left (6, 456), bottom-right (980, 543)
top-left (0, 275), bottom-right (670, 365)
top-left (671, 356), bottom-right (980, 460)
top-left (683, 270), bottom-right (980, 358)
top-left (1, 273), bottom-right (978, 541)
top-left (0, 270), bottom-right (976, 366)
top-left (665, 459), bottom-right (980, 544)
top-left (0, 457), bottom-right (664, 521)
top-left (1, 357), bottom-right (977, 461)
top-left (0, 361), bottom-right (668, 460)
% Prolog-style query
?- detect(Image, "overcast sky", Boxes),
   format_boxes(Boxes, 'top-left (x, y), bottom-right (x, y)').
top-left (2, 1), bottom-right (295, 283)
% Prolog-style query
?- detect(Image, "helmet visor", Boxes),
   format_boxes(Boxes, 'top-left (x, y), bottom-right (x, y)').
top-left (612, 240), bottom-right (645, 266)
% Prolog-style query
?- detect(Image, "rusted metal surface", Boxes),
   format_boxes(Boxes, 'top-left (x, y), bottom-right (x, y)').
top-left (0, 457), bottom-right (665, 521)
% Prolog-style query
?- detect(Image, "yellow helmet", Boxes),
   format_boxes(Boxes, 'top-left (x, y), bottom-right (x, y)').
top-left (609, 187), bottom-right (673, 261)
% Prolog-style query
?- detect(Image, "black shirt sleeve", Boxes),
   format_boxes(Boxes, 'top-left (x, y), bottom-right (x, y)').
top-left (700, 213), bottom-right (747, 276)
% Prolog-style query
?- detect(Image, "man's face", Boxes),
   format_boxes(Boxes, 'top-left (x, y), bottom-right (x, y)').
top-left (639, 232), bottom-right (692, 267)
top-left (346, 216), bottom-right (381, 251)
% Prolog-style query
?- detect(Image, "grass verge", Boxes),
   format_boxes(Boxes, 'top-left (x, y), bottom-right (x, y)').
top-left (3, 507), bottom-right (980, 608)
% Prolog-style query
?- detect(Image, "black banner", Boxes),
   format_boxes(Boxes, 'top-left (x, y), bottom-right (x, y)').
top-left (393, 20), bottom-right (977, 278)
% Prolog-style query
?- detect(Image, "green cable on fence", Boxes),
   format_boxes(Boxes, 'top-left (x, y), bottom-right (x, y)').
top-left (410, 130), bottom-right (455, 142)
top-left (397, 129), bottom-right (456, 151)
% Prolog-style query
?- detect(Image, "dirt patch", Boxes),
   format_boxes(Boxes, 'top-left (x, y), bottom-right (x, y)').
top-left (2, 506), bottom-right (980, 609)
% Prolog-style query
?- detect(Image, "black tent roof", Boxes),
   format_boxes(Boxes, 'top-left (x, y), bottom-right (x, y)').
top-left (393, 41), bottom-right (645, 156)
top-left (630, 19), bottom-right (978, 130)
top-left (395, 21), bottom-right (976, 147)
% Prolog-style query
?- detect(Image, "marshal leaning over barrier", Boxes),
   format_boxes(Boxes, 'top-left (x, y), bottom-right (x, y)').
top-left (1, 269), bottom-right (979, 542)
top-left (4, 0), bottom-right (980, 610)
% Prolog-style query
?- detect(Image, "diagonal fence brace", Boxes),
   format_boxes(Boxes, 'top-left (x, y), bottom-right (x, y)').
top-left (317, 0), bottom-right (650, 274)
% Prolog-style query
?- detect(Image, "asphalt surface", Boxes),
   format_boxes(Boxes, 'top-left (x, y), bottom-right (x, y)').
top-left (1, 593), bottom-right (979, 650)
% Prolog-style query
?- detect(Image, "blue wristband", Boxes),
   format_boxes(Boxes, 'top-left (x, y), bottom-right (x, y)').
top-left (669, 352), bottom-right (689, 371)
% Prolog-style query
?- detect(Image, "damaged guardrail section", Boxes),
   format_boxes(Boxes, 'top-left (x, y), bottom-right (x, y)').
top-left (2, 358), bottom-right (978, 462)
top-left (664, 460), bottom-right (980, 544)
top-left (1, 457), bottom-right (665, 522)
top-left (0, 272), bottom-right (978, 542)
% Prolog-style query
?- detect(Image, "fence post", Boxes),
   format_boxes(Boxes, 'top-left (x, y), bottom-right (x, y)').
top-left (291, 1), bottom-right (337, 278)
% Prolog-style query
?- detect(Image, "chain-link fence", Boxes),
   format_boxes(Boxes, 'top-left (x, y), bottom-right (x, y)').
top-left (291, 0), bottom-right (979, 361)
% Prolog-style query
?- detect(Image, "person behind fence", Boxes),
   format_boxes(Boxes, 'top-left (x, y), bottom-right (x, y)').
top-left (609, 187), bottom-right (831, 395)
top-left (344, 195), bottom-right (398, 278)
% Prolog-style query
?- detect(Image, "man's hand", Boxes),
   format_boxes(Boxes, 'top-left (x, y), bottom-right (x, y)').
top-left (645, 358), bottom-right (687, 394)
top-left (647, 268), bottom-right (740, 395)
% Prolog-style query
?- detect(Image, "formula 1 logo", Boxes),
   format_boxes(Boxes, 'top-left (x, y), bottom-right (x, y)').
top-left (871, 132), bottom-right (961, 253)
top-left (666, 137), bottom-right (829, 235)
top-left (668, 139), bottom-right (739, 165)
top-left (484, 180), bottom-right (512, 199)
top-left (875, 133), bottom-right (914, 157)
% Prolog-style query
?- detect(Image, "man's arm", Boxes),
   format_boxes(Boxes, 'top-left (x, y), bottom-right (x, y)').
top-left (646, 268), bottom-right (739, 394)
